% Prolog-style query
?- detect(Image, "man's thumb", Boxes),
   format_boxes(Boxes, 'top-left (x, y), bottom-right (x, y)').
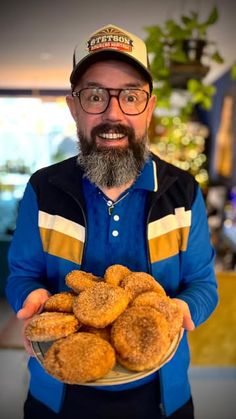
top-left (17, 301), bottom-right (42, 320)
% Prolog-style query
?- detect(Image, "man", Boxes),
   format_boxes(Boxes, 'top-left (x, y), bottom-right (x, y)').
top-left (6, 24), bottom-right (218, 418)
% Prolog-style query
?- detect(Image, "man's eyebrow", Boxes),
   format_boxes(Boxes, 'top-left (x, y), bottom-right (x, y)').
top-left (83, 82), bottom-right (101, 87)
top-left (82, 81), bottom-right (145, 89)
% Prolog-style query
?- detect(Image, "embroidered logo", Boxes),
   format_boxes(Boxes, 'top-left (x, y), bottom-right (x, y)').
top-left (87, 26), bottom-right (133, 53)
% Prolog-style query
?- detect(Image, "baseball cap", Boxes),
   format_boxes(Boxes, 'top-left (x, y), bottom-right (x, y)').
top-left (70, 24), bottom-right (153, 91)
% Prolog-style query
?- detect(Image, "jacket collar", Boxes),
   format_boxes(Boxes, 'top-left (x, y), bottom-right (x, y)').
top-left (48, 154), bottom-right (178, 203)
top-left (150, 153), bottom-right (178, 198)
top-left (49, 156), bottom-right (86, 205)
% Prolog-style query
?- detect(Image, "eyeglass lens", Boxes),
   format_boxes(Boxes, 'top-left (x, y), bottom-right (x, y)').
top-left (77, 88), bottom-right (149, 115)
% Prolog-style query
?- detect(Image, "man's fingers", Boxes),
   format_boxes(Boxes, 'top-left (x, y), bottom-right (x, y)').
top-left (17, 301), bottom-right (43, 320)
top-left (183, 315), bottom-right (195, 331)
top-left (16, 289), bottom-right (51, 355)
top-left (23, 337), bottom-right (35, 356)
top-left (16, 289), bottom-right (50, 320)
top-left (172, 298), bottom-right (195, 331)
top-left (21, 319), bottom-right (36, 356)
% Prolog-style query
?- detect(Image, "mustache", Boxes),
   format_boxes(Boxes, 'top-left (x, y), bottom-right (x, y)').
top-left (91, 123), bottom-right (135, 140)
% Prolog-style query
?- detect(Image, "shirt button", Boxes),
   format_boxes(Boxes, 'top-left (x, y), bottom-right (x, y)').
top-left (112, 230), bottom-right (119, 237)
top-left (113, 215), bottom-right (120, 221)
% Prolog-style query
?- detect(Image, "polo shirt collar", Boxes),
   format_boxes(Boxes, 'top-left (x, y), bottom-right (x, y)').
top-left (82, 156), bottom-right (158, 196)
top-left (132, 158), bottom-right (158, 192)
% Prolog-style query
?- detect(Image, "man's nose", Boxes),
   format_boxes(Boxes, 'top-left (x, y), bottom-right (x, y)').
top-left (102, 96), bottom-right (124, 121)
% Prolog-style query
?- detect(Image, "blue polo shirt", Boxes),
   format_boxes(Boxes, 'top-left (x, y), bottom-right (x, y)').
top-left (81, 158), bottom-right (159, 390)
top-left (81, 158), bottom-right (157, 277)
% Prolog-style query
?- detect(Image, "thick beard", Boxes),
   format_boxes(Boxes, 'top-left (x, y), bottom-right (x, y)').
top-left (76, 124), bottom-right (150, 188)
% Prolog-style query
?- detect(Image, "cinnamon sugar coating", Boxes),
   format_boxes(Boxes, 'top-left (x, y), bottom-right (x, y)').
top-left (111, 306), bottom-right (171, 371)
top-left (43, 332), bottom-right (116, 383)
top-left (73, 282), bottom-right (130, 328)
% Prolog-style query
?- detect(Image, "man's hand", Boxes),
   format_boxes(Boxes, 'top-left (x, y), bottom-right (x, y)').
top-left (172, 298), bottom-right (195, 331)
top-left (17, 288), bottom-right (51, 355)
top-left (17, 288), bottom-right (50, 320)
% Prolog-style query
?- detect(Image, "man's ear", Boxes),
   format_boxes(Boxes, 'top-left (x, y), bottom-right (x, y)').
top-left (66, 95), bottom-right (78, 121)
top-left (146, 94), bottom-right (157, 128)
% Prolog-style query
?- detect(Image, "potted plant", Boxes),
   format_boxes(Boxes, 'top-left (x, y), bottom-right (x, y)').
top-left (144, 6), bottom-right (224, 117)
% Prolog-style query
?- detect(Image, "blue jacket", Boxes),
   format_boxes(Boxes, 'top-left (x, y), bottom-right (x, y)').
top-left (6, 154), bottom-right (218, 416)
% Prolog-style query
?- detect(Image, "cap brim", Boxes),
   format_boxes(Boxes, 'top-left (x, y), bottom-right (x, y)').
top-left (70, 49), bottom-right (153, 91)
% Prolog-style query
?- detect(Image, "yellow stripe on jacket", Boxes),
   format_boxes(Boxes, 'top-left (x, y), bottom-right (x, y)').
top-left (148, 207), bottom-right (191, 263)
top-left (38, 211), bottom-right (85, 264)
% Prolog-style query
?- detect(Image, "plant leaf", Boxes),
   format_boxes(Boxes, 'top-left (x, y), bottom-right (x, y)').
top-left (170, 49), bottom-right (188, 63)
top-left (192, 92), bottom-right (205, 104)
top-left (205, 85), bottom-right (216, 96)
top-left (181, 16), bottom-right (192, 25)
top-left (165, 21), bottom-right (188, 40)
top-left (201, 97), bottom-right (212, 110)
top-left (231, 63), bottom-right (236, 80)
top-left (211, 51), bottom-right (224, 64)
top-left (187, 79), bottom-right (201, 93)
top-left (144, 26), bottom-right (164, 52)
top-left (205, 6), bottom-right (218, 25)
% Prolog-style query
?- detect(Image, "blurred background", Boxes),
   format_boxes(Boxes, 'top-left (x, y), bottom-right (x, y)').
top-left (0, 1), bottom-right (235, 418)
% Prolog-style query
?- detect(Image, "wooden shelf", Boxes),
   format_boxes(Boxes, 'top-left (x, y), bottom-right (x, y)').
top-left (169, 62), bottom-right (210, 88)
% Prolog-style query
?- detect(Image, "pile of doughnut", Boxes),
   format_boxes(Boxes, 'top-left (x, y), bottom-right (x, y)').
top-left (25, 265), bottom-right (183, 384)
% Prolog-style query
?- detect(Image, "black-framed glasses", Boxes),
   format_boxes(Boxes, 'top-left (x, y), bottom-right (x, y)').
top-left (71, 87), bottom-right (150, 115)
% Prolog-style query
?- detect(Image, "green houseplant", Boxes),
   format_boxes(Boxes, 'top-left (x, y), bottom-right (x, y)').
top-left (144, 6), bottom-right (224, 117)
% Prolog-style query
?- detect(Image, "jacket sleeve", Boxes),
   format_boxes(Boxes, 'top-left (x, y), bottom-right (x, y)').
top-left (5, 182), bottom-right (48, 313)
top-left (176, 186), bottom-right (218, 327)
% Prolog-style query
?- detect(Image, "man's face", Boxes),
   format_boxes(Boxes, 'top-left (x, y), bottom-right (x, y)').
top-left (66, 60), bottom-right (156, 187)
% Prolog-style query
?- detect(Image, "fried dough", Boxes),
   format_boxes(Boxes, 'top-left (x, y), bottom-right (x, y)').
top-left (111, 306), bottom-right (170, 371)
top-left (73, 282), bottom-right (130, 328)
top-left (80, 325), bottom-right (111, 342)
top-left (25, 312), bottom-right (80, 341)
top-left (132, 291), bottom-right (183, 340)
top-left (65, 270), bottom-right (101, 293)
top-left (44, 291), bottom-right (75, 313)
top-left (104, 264), bottom-right (131, 286)
top-left (43, 332), bottom-right (116, 383)
top-left (119, 272), bottom-right (166, 302)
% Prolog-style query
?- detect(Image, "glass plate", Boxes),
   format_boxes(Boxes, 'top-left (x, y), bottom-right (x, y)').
top-left (31, 328), bottom-right (183, 386)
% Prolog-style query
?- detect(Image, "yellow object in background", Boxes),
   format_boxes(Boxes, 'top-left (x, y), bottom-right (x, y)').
top-left (214, 95), bottom-right (234, 178)
top-left (189, 271), bottom-right (236, 366)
